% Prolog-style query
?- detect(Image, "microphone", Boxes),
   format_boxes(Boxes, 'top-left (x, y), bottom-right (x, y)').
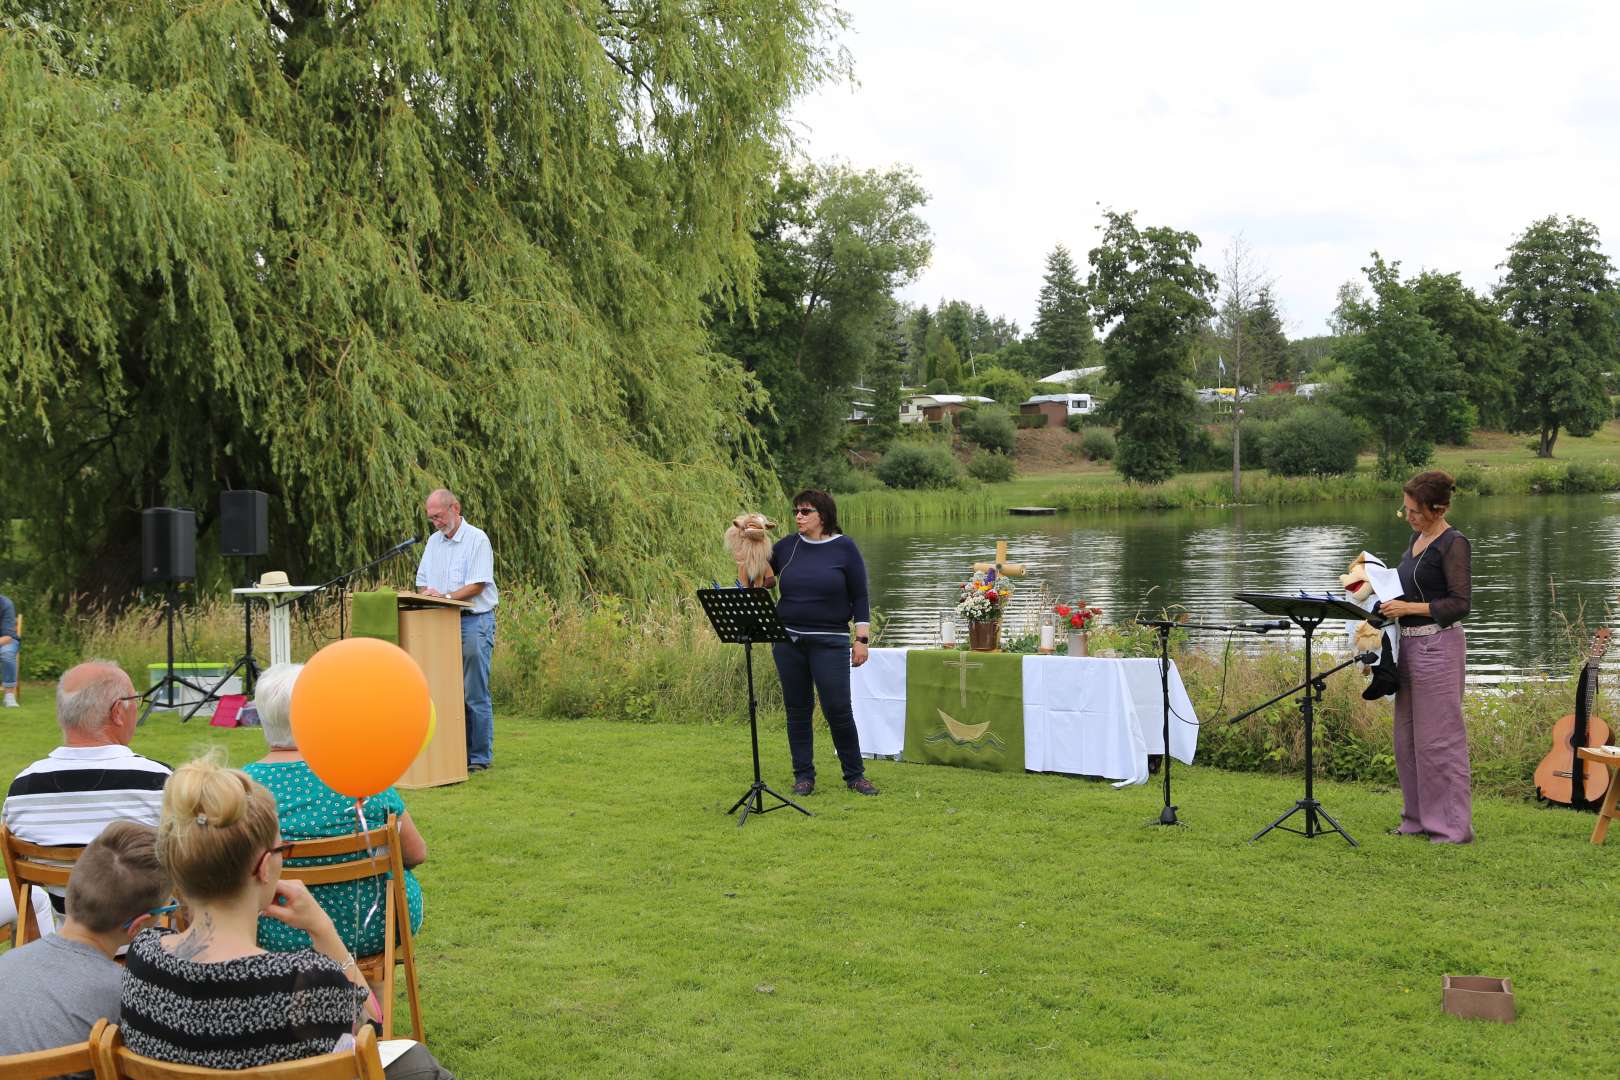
top-left (390, 535), bottom-right (420, 553)
top-left (1250, 620), bottom-right (1291, 634)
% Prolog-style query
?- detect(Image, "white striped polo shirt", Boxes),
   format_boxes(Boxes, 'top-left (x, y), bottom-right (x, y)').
top-left (4, 744), bottom-right (171, 910)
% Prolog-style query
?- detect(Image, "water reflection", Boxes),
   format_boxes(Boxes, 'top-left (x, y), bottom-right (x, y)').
top-left (856, 494), bottom-right (1619, 684)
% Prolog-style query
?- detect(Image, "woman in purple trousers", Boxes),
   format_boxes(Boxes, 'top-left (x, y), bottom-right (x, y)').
top-left (1378, 470), bottom-right (1473, 843)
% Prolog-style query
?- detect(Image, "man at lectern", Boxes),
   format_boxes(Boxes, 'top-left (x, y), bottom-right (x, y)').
top-left (417, 487), bottom-right (499, 772)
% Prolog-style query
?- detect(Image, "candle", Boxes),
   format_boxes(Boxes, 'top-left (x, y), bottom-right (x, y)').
top-left (940, 613), bottom-right (957, 646)
top-left (1040, 621), bottom-right (1054, 651)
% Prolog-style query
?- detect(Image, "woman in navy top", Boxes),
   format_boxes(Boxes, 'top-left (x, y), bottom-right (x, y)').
top-left (768, 489), bottom-right (878, 796)
top-left (1376, 469), bottom-right (1473, 843)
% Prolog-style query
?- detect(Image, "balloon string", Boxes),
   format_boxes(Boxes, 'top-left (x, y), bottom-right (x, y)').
top-left (353, 799), bottom-right (385, 949)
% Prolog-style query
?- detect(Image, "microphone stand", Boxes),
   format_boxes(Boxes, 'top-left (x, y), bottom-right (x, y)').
top-left (1137, 618), bottom-right (1289, 827)
top-left (298, 538), bottom-right (420, 639)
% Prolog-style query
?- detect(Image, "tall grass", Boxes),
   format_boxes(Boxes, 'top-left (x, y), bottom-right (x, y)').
top-left (21, 591), bottom-right (1594, 802)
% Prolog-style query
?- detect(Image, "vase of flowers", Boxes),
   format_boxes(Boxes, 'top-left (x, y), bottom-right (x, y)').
top-left (957, 569), bottom-right (1014, 652)
top-left (1055, 600), bottom-right (1101, 657)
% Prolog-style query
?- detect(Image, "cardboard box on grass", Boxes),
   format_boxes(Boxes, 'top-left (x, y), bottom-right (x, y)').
top-left (1442, 976), bottom-right (1515, 1022)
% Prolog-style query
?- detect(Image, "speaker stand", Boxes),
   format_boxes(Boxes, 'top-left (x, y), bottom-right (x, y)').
top-left (183, 559), bottom-right (263, 721)
top-left (141, 585), bottom-right (211, 723)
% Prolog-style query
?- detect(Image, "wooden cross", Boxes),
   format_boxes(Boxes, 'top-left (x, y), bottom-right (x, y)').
top-left (972, 539), bottom-right (1027, 579)
top-left (940, 652), bottom-right (984, 708)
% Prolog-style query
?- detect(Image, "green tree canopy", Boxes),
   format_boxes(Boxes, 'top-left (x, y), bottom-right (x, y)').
top-left (1339, 256), bottom-right (1471, 477)
top-left (710, 160), bottom-right (932, 484)
top-left (1087, 211), bottom-right (1215, 485)
top-left (1411, 271), bottom-right (1518, 432)
top-left (1496, 215), bottom-right (1618, 456)
top-left (1, 0), bottom-right (849, 601)
top-left (1244, 287), bottom-right (1290, 385)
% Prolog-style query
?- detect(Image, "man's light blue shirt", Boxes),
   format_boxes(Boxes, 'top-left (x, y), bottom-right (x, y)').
top-left (415, 521), bottom-right (498, 614)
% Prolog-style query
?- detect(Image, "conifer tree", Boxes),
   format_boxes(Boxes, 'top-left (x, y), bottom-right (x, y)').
top-left (1031, 244), bottom-right (1097, 377)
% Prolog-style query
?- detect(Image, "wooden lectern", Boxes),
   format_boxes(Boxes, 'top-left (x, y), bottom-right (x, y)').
top-left (394, 592), bottom-right (470, 788)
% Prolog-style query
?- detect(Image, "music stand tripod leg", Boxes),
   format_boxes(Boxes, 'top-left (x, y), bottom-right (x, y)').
top-left (727, 639), bottom-right (811, 827)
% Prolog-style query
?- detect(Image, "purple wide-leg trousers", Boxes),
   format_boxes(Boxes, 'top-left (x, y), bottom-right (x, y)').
top-left (1392, 626), bottom-right (1473, 843)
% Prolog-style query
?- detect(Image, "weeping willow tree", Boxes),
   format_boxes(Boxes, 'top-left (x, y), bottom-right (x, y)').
top-left (0, 1), bottom-right (847, 601)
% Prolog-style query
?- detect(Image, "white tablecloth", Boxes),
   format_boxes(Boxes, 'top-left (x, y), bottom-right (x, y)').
top-left (850, 648), bottom-right (1198, 785)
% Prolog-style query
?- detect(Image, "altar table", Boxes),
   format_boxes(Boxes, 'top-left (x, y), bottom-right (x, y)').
top-left (850, 648), bottom-right (1198, 785)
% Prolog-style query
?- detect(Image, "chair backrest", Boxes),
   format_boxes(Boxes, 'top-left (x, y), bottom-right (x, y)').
top-left (94, 1023), bottom-right (386, 1080)
top-left (0, 822), bottom-right (80, 946)
top-left (277, 813), bottom-right (404, 891)
top-left (0, 1017), bottom-right (108, 1080)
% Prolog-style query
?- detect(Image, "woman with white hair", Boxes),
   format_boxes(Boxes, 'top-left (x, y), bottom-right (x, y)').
top-left (242, 663), bottom-right (428, 957)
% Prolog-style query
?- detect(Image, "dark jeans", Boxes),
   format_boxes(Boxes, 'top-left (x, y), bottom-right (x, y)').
top-left (771, 636), bottom-right (866, 784)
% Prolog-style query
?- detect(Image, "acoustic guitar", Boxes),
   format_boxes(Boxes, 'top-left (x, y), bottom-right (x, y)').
top-left (1534, 628), bottom-right (1612, 809)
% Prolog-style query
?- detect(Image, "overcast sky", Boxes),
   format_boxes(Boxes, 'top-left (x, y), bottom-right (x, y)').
top-left (789, 0), bottom-right (1620, 338)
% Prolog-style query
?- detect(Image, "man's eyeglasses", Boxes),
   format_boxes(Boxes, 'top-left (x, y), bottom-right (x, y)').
top-left (794, 507), bottom-right (817, 516)
top-left (123, 900), bottom-right (181, 930)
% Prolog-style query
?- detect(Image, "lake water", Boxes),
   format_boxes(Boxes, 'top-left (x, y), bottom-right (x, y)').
top-left (855, 493), bottom-right (1620, 684)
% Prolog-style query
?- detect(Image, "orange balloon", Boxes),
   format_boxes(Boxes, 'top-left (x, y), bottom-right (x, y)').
top-left (291, 637), bottom-right (431, 798)
top-left (419, 702), bottom-right (437, 756)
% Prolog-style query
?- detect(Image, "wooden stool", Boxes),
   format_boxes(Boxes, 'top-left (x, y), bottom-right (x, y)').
top-left (1576, 747), bottom-right (1620, 844)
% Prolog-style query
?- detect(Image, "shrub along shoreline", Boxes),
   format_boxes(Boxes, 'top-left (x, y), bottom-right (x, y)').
top-left (836, 456), bottom-right (1620, 526)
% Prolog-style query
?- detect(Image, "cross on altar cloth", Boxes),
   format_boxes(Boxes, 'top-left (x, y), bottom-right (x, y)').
top-left (972, 539), bottom-right (1027, 579)
top-left (940, 651), bottom-right (983, 708)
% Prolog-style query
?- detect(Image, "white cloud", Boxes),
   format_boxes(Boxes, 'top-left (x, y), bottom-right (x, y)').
top-left (791, 0), bottom-right (1620, 336)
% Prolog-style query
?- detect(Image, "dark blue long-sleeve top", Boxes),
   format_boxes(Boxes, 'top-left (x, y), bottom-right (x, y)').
top-left (0, 594), bottom-right (15, 640)
top-left (769, 533), bottom-right (870, 636)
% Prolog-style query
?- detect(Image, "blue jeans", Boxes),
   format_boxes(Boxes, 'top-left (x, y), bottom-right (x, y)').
top-left (461, 611), bottom-right (496, 766)
top-left (771, 636), bottom-right (866, 784)
top-left (0, 640), bottom-right (17, 688)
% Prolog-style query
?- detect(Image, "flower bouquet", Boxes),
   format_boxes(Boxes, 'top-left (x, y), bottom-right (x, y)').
top-left (957, 569), bottom-right (1014, 651)
top-left (1054, 599), bottom-right (1101, 656)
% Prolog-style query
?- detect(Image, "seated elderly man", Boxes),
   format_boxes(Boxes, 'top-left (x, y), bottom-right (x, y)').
top-left (0, 820), bottom-right (171, 1065)
top-left (3, 660), bottom-right (171, 932)
top-left (244, 662), bottom-right (429, 959)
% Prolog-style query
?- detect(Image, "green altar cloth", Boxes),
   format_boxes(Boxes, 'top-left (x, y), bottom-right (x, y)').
top-left (350, 589), bottom-right (399, 644)
top-left (903, 649), bottom-right (1024, 773)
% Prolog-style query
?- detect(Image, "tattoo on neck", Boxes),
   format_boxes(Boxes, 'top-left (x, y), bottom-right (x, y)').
top-left (174, 914), bottom-right (213, 960)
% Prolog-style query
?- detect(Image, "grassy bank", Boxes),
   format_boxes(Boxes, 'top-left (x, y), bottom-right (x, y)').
top-left (2, 703), bottom-right (1615, 1079)
top-left (837, 422), bottom-right (1620, 527)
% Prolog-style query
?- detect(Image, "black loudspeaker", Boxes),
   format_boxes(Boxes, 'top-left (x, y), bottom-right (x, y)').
top-left (141, 508), bottom-right (197, 583)
top-left (219, 489), bottom-right (269, 557)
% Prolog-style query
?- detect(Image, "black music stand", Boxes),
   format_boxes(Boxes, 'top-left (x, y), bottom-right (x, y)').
top-left (1140, 617), bottom-right (1286, 827)
top-left (696, 588), bottom-right (810, 827)
top-left (1232, 592), bottom-right (1380, 847)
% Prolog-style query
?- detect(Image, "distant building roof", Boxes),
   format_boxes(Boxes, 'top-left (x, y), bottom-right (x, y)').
top-left (910, 394), bottom-right (994, 406)
top-left (1039, 367), bottom-right (1106, 384)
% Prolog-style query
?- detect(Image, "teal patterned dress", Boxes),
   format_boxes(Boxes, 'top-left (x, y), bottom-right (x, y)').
top-left (244, 760), bottom-right (425, 957)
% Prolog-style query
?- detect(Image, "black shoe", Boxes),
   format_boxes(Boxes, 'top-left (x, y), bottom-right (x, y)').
top-left (468, 763), bottom-right (490, 773)
top-left (1386, 826), bottom-right (1422, 837)
top-left (847, 777), bottom-right (880, 796)
top-left (792, 778), bottom-right (815, 796)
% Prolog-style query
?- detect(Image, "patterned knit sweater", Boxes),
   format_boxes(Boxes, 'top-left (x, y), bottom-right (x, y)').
top-left (120, 928), bottom-right (369, 1070)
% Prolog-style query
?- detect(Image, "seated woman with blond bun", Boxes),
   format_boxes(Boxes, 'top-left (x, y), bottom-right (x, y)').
top-left (244, 662), bottom-right (427, 958)
top-left (119, 756), bottom-right (453, 1079)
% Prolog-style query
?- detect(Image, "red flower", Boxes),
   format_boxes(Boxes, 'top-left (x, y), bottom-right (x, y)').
top-left (986, 591), bottom-right (999, 602)
top-left (1055, 604), bottom-right (1071, 617)
top-left (1069, 613), bottom-right (1083, 627)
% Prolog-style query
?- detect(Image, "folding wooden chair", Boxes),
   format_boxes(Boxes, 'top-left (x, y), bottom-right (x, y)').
top-left (0, 1017), bottom-right (109, 1079)
top-left (94, 1022), bottom-right (386, 1079)
top-left (277, 813), bottom-right (424, 1041)
top-left (1, 822), bottom-right (77, 946)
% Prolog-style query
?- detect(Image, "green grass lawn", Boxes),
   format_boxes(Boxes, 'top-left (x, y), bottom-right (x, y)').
top-left (4, 691), bottom-right (1618, 1078)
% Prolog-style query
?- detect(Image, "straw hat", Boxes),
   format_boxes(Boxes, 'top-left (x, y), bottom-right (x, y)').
top-left (256, 570), bottom-right (290, 588)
